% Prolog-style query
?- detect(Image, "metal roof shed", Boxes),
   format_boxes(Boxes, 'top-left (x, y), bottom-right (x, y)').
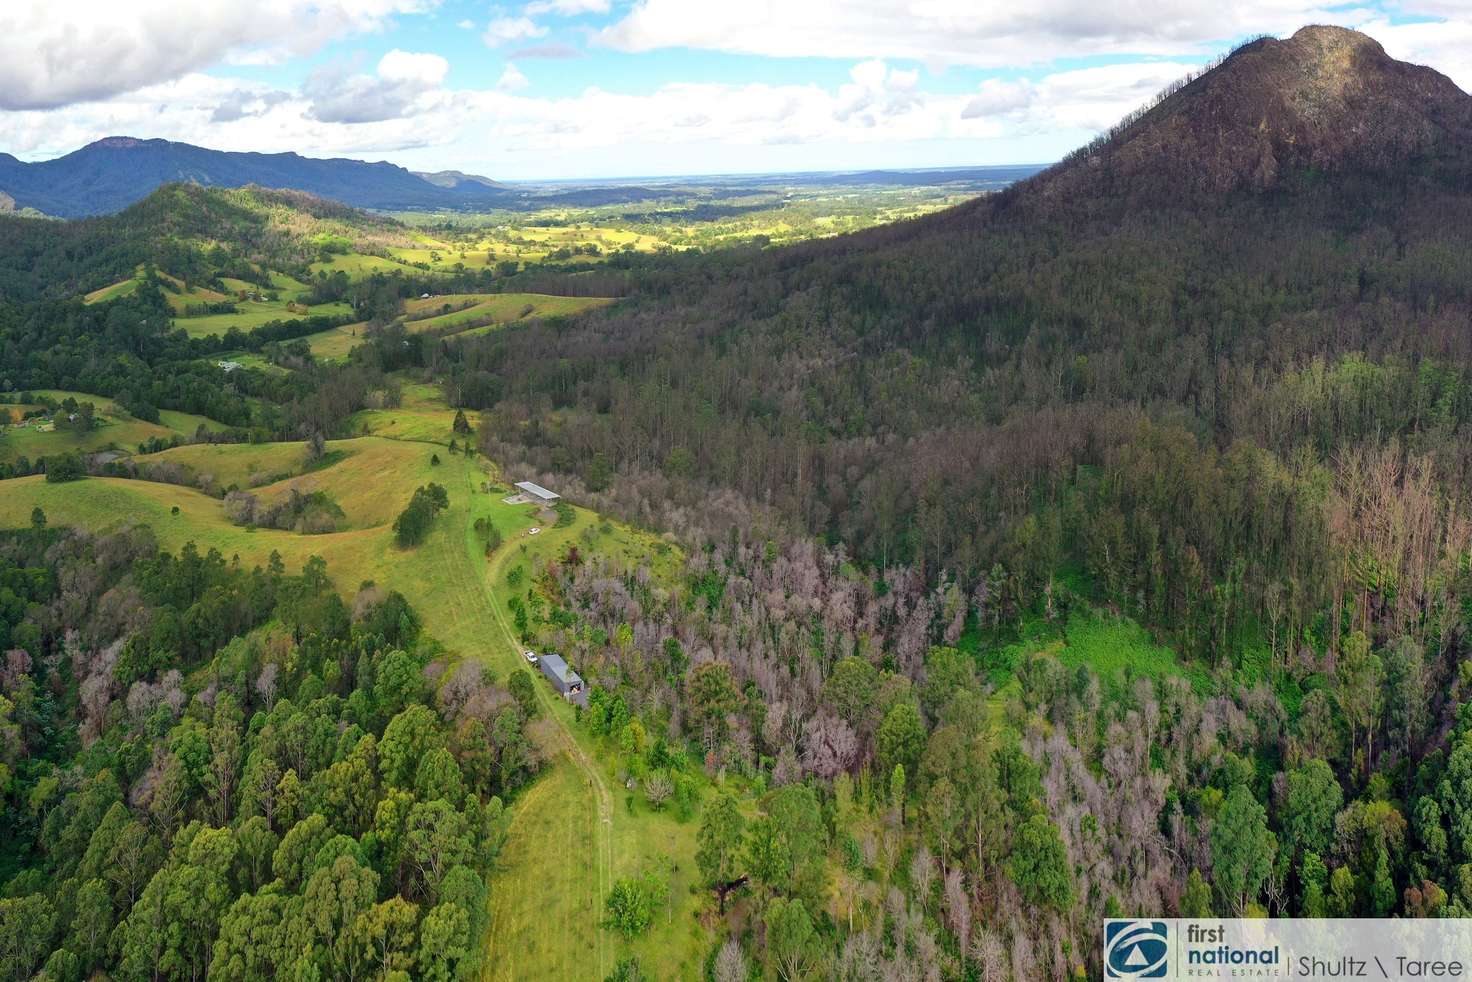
top-left (515, 481), bottom-right (561, 504)
top-left (537, 653), bottom-right (584, 696)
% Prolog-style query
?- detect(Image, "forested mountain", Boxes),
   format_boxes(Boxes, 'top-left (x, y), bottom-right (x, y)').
top-left (0, 138), bottom-right (518, 217)
top-left (446, 24), bottom-right (1472, 639)
top-left (412, 170), bottom-right (506, 190)
top-left (1033, 24), bottom-right (1472, 200)
top-left (0, 184), bottom-right (401, 301)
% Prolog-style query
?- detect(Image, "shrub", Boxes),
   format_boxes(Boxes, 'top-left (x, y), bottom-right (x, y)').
top-left (43, 453), bottom-right (85, 483)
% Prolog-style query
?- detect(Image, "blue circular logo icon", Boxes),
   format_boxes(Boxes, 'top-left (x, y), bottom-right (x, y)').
top-left (1105, 921), bottom-right (1169, 979)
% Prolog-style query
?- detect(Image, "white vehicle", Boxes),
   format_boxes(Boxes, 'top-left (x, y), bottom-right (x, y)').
top-left (523, 650), bottom-right (538, 664)
top-left (528, 527), bottom-right (541, 535)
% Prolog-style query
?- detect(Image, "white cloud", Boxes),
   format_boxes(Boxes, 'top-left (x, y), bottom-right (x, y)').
top-left (4, 13), bottom-right (1470, 181)
top-left (1393, 1), bottom-right (1472, 14)
top-left (484, 15), bottom-right (548, 46)
top-left (305, 49), bottom-right (449, 124)
top-left (961, 79), bottom-right (1034, 119)
top-left (447, 71), bottom-right (1004, 153)
top-left (377, 49), bottom-right (450, 85)
top-left (457, 18), bottom-right (476, 29)
top-left (525, 0), bottom-right (610, 14)
top-left (835, 60), bottom-right (923, 127)
top-left (509, 43), bottom-right (585, 59)
top-left (964, 62), bottom-right (1199, 132)
top-left (210, 88), bottom-right (292, 123)
top-left (0, 59), bottom-right (1007, 164)
top-left (597, 0), bottom-right (1371, 66)
top-left (0, 0), bottom-right (434, 110)
top-left (1360, 16), bottom-right (1472, 93)
top-left (498, 63), bottom-right (532, 91)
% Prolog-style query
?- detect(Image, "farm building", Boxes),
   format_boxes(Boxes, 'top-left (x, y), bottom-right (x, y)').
top-left (514, 481), bottom-right (561, 505)
top-left (537, 653), bottom-right (585, 703)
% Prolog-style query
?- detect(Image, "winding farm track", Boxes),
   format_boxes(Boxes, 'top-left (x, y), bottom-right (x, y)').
top-left (457, 464), bottom-right (616, 981)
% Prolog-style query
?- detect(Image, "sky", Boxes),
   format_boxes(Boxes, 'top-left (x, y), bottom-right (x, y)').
top-left (0, 1), bottom-right (1469, 181)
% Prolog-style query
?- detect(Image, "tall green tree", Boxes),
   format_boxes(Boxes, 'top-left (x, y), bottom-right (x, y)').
top-left (765, 897), bottom-right (819, 981)
top-left (1211, 785), bottom-right (1278, 915)
top-left (1336, 630), bottom-right (1383, 775)
top-left (876, 702), bottom-right (926, 782)
top-left (1279, 759), bottom-right (1343, 861)
top-left (685, 662), bottom-right (741, 748)
top-left (1008, 813), bottom-right (1072, 911)
top-left (416, 902), bottom-right (472, 982)
top-left (696, 793), bottom-right (746, 912)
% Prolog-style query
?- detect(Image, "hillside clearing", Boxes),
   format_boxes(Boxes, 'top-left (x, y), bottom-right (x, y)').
top-left (405, 293), bottom-right (613, 335)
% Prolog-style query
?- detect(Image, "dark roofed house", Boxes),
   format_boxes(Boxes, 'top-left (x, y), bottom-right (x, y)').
top-left (514, 480), bottom-right (560, 505)
top-left (537, 652), bottom-right (586, 706)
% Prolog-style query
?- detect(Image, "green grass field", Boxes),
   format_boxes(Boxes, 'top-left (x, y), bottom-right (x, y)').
top-left (83, 278), bottom-right (141, 304)
top-left (303, 295), bottom-right (614, 364)
top-left (344, 391), bottom-right (459, 441)
top-left (173, 299), bottom-right (354, 338)
top-left (218, 271), bottom-right (313, 301)
top-left (158, 275), bottom-right (232, 314)
top-left (270, 271), bottom-right (311, 296)
top-left (405, 293), bottom-right (613, 335)
top-left (0, 391), bottom-right (227, 464)
top-left (253, 440), bottom-right (443, 529)
top-left (308, 252), bottom-right (409, 277)
top-left (148, 437), bottom-right (438, 529)
top-left (1, 419), bottom-right (174, 463)
top-left (300, 322), bottom-right (370, 361)
top-left (149, 440), bottom-right (319, 489)
top-left (0, 438), bottom-right (494, 656)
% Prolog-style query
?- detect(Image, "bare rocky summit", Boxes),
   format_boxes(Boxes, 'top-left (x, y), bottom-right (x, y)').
top-left (1027, 25), bottom-right (1472, 201)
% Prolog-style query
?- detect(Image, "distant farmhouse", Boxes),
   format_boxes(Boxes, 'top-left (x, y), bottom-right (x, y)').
top-left (514, 481), bottom-right (560, 506)
top-left (537, 653), bottom-right (586, 706)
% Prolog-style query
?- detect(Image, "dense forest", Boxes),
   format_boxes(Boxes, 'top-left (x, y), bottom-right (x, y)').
top-left (0, 523), bottom-right (537, 980)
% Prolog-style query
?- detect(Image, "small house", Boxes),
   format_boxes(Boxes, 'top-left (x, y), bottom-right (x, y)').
top-left (537, 653), bottom-right (585, 702)
top-left (514, 481), bottom-right (560, 506)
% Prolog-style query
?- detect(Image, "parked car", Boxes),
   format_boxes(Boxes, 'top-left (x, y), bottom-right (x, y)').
top-left (523, 650), bottom-right (538, 664)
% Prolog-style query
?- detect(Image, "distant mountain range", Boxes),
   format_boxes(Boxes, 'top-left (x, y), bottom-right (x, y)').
top-left (412, 169), bottom-right (506, 190)
top-left (0, 137), bottom-right (520, 217)
top-left (0, 136), bottom-right (1045, 219)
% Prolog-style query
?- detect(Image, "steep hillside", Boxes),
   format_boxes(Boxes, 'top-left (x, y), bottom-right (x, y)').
top-left (0, 183), bottom-right (405, 300)
top-left (445, 24), bottom-right (1472, 611)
